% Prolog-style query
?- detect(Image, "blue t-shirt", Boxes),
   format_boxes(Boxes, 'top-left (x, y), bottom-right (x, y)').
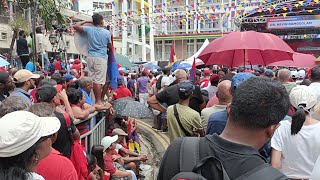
top-left (80, 88), bottom-right (94, 106)
top-left (25, 61), bottom-right (35, 72)
top-left (206, 110), bottom-right (227, 135)
top-left (83, 26), bottom-right (111, 58)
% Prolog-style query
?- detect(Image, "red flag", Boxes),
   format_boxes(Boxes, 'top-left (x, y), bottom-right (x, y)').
top-left (168, 42), bottom-right (176, 66)
top-left (189, 58), bottom-right (196, 81)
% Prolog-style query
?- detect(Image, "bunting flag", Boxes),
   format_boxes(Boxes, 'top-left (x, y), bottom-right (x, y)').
top-left (189, 58), bottom-right (196, 82)
top-left (2, 0), bottom-right (9, 13)
top-left (168, 41), bottom-right (176, 67)
top-left (108, 36), bottom-right (120, 90)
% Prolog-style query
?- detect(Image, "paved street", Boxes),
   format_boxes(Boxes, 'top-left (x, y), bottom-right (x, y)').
top-left (137, 118), bottom-right (169, 180)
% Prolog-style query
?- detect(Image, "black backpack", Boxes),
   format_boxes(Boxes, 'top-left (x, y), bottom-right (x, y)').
top-left (156, 75), bottom-right (163, 90)
top-left (171, 137), bottom-right (288, 180)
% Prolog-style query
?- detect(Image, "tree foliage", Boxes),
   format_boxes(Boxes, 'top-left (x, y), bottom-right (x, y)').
top-left (15, 0), bottom-right (67, 30)
top-left (38, 0), bottom-right (67, 30)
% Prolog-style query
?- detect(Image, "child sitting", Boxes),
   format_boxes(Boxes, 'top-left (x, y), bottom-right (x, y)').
top-left (87, 155), bottom-right (105, 180)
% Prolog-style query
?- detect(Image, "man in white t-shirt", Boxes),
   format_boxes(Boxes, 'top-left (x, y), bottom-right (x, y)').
top-left (159, 67), bottom-right (171, 92)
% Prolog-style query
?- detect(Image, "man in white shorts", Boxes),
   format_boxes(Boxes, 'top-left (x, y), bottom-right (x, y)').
top-left (73, 14), bottom-right (112, 105)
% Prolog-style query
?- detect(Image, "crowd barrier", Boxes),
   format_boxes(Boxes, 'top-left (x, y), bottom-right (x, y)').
top-left (75, 111), bottom-right (106, 152)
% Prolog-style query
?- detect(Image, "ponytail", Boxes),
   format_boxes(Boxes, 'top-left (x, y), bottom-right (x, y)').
top-left (291, 105), bottom-right (306, 135)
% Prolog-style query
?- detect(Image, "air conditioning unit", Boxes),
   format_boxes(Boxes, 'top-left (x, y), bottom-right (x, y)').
top-left (0, 32), bottom-right (7, 40)
top-left (66, 41), bottom-right (70, 48)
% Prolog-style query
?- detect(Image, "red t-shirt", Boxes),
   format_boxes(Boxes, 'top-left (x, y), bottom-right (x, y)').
top-left (37, 148), bottom-right (78, 180)
top-left (206, 96), bottom-right (219, 108)
top-left (71, 64), bottom-right (81, 74)
top-left (55, 61), bottom-right (62, 71)
top-left (114, 86), bottom-right (132, 100)
top-left (103, 153), bottom-right (116, 176)
top-left (30, 88), bottom-right (38, 103)
top-left (200, 79), bottom-right (210, 89)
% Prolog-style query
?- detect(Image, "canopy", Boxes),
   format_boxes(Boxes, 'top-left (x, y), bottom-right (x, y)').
top-left (268, 53), bottom-right (316, 68)
top-left (115, 53), bottom-right (133, 68)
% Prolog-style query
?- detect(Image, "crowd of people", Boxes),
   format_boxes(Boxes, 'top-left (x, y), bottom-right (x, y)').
top-left (150, 66), bottom-right (320, 180)
top-left (2, 12), bottom-right (320, 180)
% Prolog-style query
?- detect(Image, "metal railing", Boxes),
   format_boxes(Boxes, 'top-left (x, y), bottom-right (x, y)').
top-left (75, 111), bottom-right (106, 152)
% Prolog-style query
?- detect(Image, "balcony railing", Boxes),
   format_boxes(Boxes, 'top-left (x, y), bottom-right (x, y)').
top-left (75, 111), bottom-right (107, 153)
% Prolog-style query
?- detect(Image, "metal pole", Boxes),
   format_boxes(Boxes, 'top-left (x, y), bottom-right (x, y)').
top-left (32, 1), bottom-right (38, 69)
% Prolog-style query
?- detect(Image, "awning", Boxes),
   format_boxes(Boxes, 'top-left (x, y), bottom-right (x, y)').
top-left (183, 39), bottom-right (209, 66)
top-left (115, 53), bottom-right (133, 68)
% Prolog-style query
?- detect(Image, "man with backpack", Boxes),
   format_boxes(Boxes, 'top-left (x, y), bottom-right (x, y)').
top-left (158, 77), bottom-right (290, 180)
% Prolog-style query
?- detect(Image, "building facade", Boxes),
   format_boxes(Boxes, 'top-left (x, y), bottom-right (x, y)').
top-left (71, 0), bottom-right (266, 63)
top-left (237, 0), bottom-right (320, 58)
top-left (110, 0), bottom-right (263, 62)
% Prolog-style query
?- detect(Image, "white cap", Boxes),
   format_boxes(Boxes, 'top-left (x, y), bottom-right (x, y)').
top-left (290, 85), bottom-right (317, 111)
top-left (0, 111), bottom-right (61, 157)
top-left (101, 135), bottom-right (118, 151)
top-left (291, 71), bottom-right (298, 78)
top-left (298, 70), bottom-right (306, 79)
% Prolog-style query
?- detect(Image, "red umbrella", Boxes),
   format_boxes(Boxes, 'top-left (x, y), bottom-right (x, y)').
top-left (198, 31), bottom-right (294, 67)
top-left (268, 53), bottom-right (316, 68)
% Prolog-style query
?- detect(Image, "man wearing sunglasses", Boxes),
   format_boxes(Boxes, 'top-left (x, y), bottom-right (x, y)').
top-left (11, 69), bottom-right (40, 106)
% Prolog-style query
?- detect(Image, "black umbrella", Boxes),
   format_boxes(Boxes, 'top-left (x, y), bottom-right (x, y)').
top-left (112, 98), bottom-right (154, 119)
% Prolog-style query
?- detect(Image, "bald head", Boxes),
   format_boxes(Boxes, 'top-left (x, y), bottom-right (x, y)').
top-left (175, 69), bottom-right (188, 83)
top-left (278, 69), bottom-right (291, 83)
top-left (216, 80), bottom-right (232, 104)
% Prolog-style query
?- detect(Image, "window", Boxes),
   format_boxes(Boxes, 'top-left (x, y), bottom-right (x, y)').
top-left (93, 1), bottom-right (111, 11)
top-left (155, 40), bottom-right (162, 61)
top-left (197, 39), bottom-right (205, 50)
top-left (1, 32), bottom-right (7, 40)
top-left (187, 39), bottom-right (195, 57)
top-left (66, 41), bottom-right (70, 48)
top-left (165, 40), bottom-right (173, 60)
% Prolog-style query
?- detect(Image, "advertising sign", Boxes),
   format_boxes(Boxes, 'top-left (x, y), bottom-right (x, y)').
top-left (267, 15), bottom-right (320, 29)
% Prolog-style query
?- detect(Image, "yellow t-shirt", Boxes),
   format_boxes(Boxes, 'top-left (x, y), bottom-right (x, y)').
top-left (167, 103), bottom-right (203, 142)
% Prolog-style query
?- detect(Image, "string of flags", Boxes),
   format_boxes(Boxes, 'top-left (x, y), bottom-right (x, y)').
top-left (64, 0), bottom-right (320, 32)
top-left (1, 0), bottom-right (9, 13)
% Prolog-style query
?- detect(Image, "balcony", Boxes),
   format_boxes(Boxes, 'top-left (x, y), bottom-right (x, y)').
top-left (0, 15), bottom-right (9, 24)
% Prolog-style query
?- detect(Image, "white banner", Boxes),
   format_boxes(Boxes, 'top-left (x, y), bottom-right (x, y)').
top-left (267, 19), bottom-right (320, 29)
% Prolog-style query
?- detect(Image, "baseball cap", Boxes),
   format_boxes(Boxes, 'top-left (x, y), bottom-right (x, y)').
top-left (210, 74), bottom-right (220, 82)
top-left (112, 128), bottom-right (128, 136)
top-left (36, 85), bottom-right (57, 102)
top-left (0, 111), bottom-right (61, 157)
top-left (289, 85), bottom-right (317, 111)
top-left (203, 69), bottom-right (211, 76)
top-left (298, 70), bottom-right (306, 79)
top-left (264, 69), bottom-right (274, 78)
top-left (178, 80), bottom-right (195, 94)
top-left (101, 135), bottom-right (118, 151)
top-left (231, 73), bottom-right (255, 93)
top-left (64, 74), bottom-right (75, 81)
top-left (13, 69), bottom-right (40, 83)
top-left (291, 71), bottom-right (298, 79)
top-left (74, 59), bottom-right (81, 64)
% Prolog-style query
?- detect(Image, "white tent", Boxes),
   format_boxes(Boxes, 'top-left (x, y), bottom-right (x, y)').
top-left (182, 39), bottom-right (210, 66)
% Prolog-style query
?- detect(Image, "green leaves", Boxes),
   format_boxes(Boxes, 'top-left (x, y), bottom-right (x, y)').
top-left (37, 0), bottom-right (67, 30)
